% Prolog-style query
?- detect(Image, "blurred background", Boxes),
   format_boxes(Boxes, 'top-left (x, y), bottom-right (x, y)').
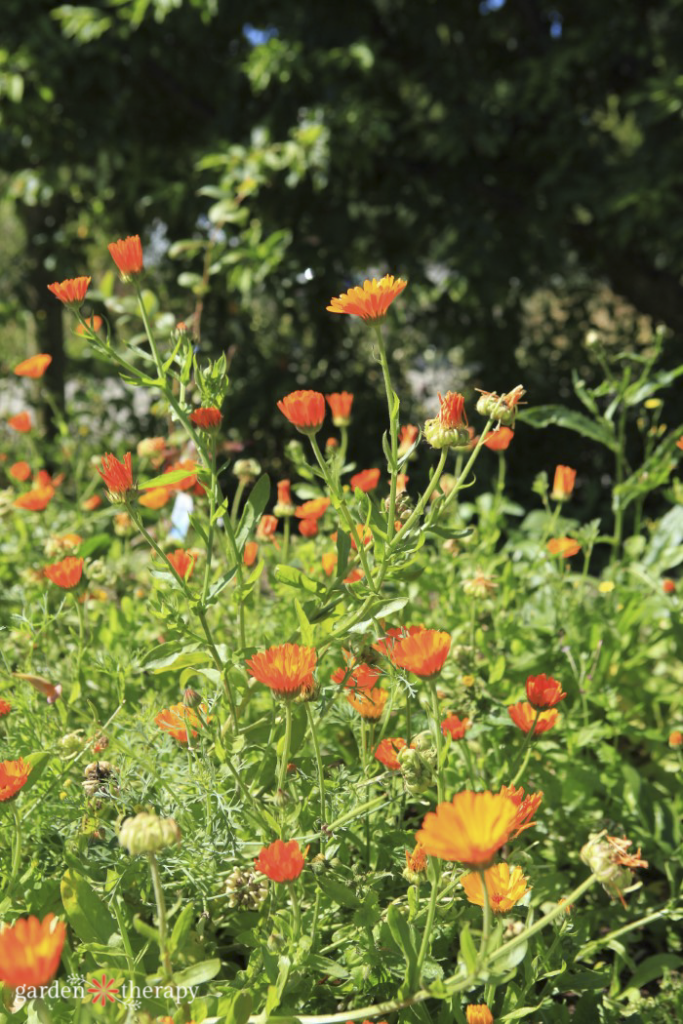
top-left (1, 0), bottom-right (682, 523)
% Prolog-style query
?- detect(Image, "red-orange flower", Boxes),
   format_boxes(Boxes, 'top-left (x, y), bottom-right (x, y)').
top-left (346, 686), bottom-right (388, 719)
top-left (8, 412), bottom-right (31, 433)
top-left (244, 541), bottom-right (259, 567)
top-left (82, 495), bottom-right (103, 511)
top-left (0, 700), bottom-right (10, 718)
top-left (332, 656), bottom-right (381, 692)
top-left (438, 391), bottom-right (468, 430)
top-left (322, 552), bottom-right (337, 576)
top-left (246, 643), bottom-right (317, 697)
top-left (547, 537), bottom-right (581, 558)
top-left (47, 276), bottom-right (91, 308)
top-left (398, 424), bottom-right (419, 456)
top-left (372, 624), bottom-right (426, 656)
top-left (526, 673), bottom-right (567, 710)
top-left (275, 479), bottom-right (294, 513)
top-left (662, 578), bottom-right (676, 595)
top-left (76, 315), bottom-right (103, 335)
top-left (551, 465), bottom-right (577, 501)
top-left (374, 737), bottom-right (407, 770)
top-left (0, 758), bottom-right (32, 802)
top-left (416, 790), bottom-right (520, 867)
top-left (391, 629), bottom-right (451, 678)
top-left (190, 407), bottom-right (223, 430)
top-left (508, 701), bottom-right (559, 735)
top-left (326, 391), bottom-right (354, 426)
top-left (256, 514), bottom-right (279, 540)
top-left (499, 785), bottom-right (543, 837)
top-left (0, 914), bottom-right (66, 989)
top-left (14, 487), bottom-right (53, 511)
top-left (298, 518), bottom-right (318, 538)
top-left (465, 1005), bottom-right (494, 1024)
top-left (441, 712), bottom-right (471, 740)
top-left (139, 486), bottom-right (171, 510)
top-left (44, 556), bottom-right (84, 590)
top-left (483, 426), bottom-right (514, 451)
top-left (295, 497), bottom-right (330, 520)
top-left (9, 461), bottom-right (31, 482)
top-left (155, 703), bottom-right (208, 743)
top-left (99, 452), bottom-right (134, 501)
top-left (14, 354), bottom-right (52, 379)
top-left (254, 839), bottom-right (306, 882)
top-left (344, 567), bottom-right (364, 584)
top-left (166, 549), bottom-right (195, 580)
top-left (350, 468), bottom-right (381, 492)
top-left (108, 235), bottom-right (144, 279)
top-left (277, 390), bottom-right (326, 434)
top-left (327, 275), bottom-right (407, 321)
top-left (669, 730), bottom-right (683, 748)
top-left (405, 845), bottom-right (428, 875)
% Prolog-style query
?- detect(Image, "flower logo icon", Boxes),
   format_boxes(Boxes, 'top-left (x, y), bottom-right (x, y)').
top-left (86, 974), bottom-right (120, 1005)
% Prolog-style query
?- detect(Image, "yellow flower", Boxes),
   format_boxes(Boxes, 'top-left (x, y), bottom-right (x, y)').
top-left (460, 862), bottom-right (529, 913)
top-left (598, 580), bottom-right (615, 593)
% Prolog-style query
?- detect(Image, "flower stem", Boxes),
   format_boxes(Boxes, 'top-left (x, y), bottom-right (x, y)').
top-left (430, 681), bottom-right (445, 802)
top-left (148, 851), bottom-right (172, 981)
top-left (373, 323), bottom-right (399, 549)
top-left (305, 702), bottom-right (327, 842)
top-left (478, 869), bottom-right (492, 959)
top-left (288, 881), bottom-right (301, 941)
top-left (508, 709), bottom-right (541, 787)
top-left (277, 701), bottom-right (293, 800)
top-left (282, 516), bottom-right (291, 564)
top-left (416, 859), bottom-right (440, 978)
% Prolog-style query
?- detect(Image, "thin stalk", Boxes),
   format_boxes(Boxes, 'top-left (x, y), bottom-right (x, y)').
top-left (373, 323), bottom-right (399, 549)
top-left (277, 701), bottom-right (293, 797)
top-left (460, 740), bottom-right (476, 789)
top-left (231, 478), bottom-right (247, 528)
top-left (416, 860), bottom-right (440, 977)
top-left (437, 418), bottom-right (496, 517)
top-left (392, 447), bottom-right (449, 542)
top-left (288, 882), bottom-right (301, 941)
top-left (430, 681), bottom-right (445, 802)
top-left (282, 516), bottom-right (291, 564)
top-left (305, 702), bottom-right (327, 840)
top-left (508, 709), bottom-right (541, 787)
top-left (148, 852), bottom-right (172, 980)
top-left (7, 804), bottom-right (22, 895)
top-left (478, 869), bottom-right (492, 959)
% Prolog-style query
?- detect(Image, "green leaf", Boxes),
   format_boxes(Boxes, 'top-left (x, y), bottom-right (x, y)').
top-left (315, 875), bottom-right (361, 909)
top-left (168, 903), bottom-right (195, 956)
top-left (223, 989), bottom-right (254, 1024)
top-left (458, 923), bottom-right (478, 974)
top-left (140, 467), bottom-right (203, 489)
top-left (143, 641), bottom-right (203, 671)
top-left (60, 870), bottom-right (117, 945)
top-left (274, 565), bottom-right (327, 595)
top-left (294, 598), bottom-right (314, 646)
top-left (622, 953), bottom-right (683, 995)
top-left (173, 958), bottom-right (222, 986)
top-left (387, 904), bottom-right (419, 989)
top-left (517, 405), bottom-right (617, 451)
top-left (21, 753), bottom-right (53, 795)
top-left (235, 474), bottom-right (271, 550)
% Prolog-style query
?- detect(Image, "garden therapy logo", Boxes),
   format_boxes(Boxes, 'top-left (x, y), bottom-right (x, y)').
top-left (13, 973), bottom-right (201, 1009)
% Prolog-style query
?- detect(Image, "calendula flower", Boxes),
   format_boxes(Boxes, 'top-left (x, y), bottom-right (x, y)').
top-left (326, 391), bottom-right (354, 427)
top-left (295, 497), bottom-right (330, 520)
top-left (243, 541), bottom-right (259, 567)
top-left (462, 573), bottom-right (497, 599)
top-left (298, 518), bottom-right (318, 538)
top-left (81, 495), bottom-right (103, 511)
top-left (677, 437), bottom-right (683, 451)
top-left (189, 406), bottom-right (223, 430)
top-left (0, 914), bottom-right (66, 989)
top-left (398, 423), bottom-right (419, 457)
top-left (322, 552), bottom-right (337, 576)
top-left (662, 578), bottom-right (676, 594)
top-left (391, 629), bottom-right (451, 679)
top-left (344, 567), bottom-right (364, 584)
top-left (274, 479), bottom-right (295, 517)
top-left (327, 275), bottom-right (407, 321)
top-left (246, 643), bottom-right (317, 698)
top-left (9, 461), bottom-right (31, 482)
top-left (551, 464), bottom-right (577, 501)
top-left (416, 790), bottom-right (520, 867)
top-left (424, 391), bottom-right (470, 450)
top-left (441, 712), bottom-right (471, 740)
top-left (483, 426), bottom-right (514, 451)
top-left (14, 487), bottom-right (53, 511)
top-left (374, 737), bottom-right (407, 770)
top-left (508, 701), bottom-right (559, 735)
top-left (332, 656), bottom-right (381, 692)
top-left (499, 785), bottom-right (543, 837)
top-left (526, 673), bottom-right (566, 710)
top-left (405, 844), bottom-right (428, 874)
top-left (254, 839), bottom-right (306, 882)
top-left (108, 235), bottom-right (144, 280)
top-left (98, 452), bottom-right (134, 501)
top-left (0, 758), bottom-right (32, 802)
top-left (465, 1005), bottom-right (494, 1024)
top-left (461, 862), bottom-right (529, 913)
top-left (8, 412), bottom-right (31, 433)
top-left (0, 700), bottom-right (10, 718)
top-left (14, 354), bottom-right (52, 379)
top-left (346, 686), bottom-right (388, 719)
top-left (256, 514), bottom-right (278, 540)
top-left (139, 486), bottom-right (171, 510)
top-left (277, 390), bottom-right (326, 434)
top-left (547, 537), bottom-right (581, 558)
top-left (47, 276), bottom-right (91, 308)
top-left (155, 703), bottom-right (208, 743)
top-left (669, 730), bottom-right (683, 748)
top-left (166, 549), bottom-right (195, 580)
top-left (75, 315), bottom-right (103, 335)
top-left (137, 436), bottom-right (166, 458)
top-left (44, 556), bottom-right (84, 590)
top-left (350, 467), bottom-right (381, 492)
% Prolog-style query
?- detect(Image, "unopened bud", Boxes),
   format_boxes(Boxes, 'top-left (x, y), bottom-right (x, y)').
top-left (233, 458), bottom-right (261, 483)
top-left (183, 687), bottom-right (203, 708)
top-left (119, 811), bottom-right (181, 855)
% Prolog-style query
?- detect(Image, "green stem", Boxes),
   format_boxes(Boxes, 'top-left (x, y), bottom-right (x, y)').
top-left (460, 739), bottom-right (476, 789)
top-left (282, 515), bottom-right (291, 564)
top-left (438, 418), bottom-right (496, 517)
top-left (305, 702), bottom-right (327, 841)
top-left (231, 478), bottom-right (246, 528)
top-left (373, 323), bottom-right (399, 549)
top-left (288, 881), bottom-right (301, 941)
top-left (6, 803), bottom-right (22, 895)
top-left (430, 680), bottom-right (445, 802)
top-left (392, 447), bottom-right (449, 542)
top-left (508, 709), bottom-right (541, 787)
top-left (277, 701), bottom-right (293, 799)
top-left (148, 852), bottom-right (172, 981)
top-left (478, 869), bottom-right (491, 959)
top-left (201, 439), bottom-right (218, 606)
top-left (416, 860), bottom-right (440, 977)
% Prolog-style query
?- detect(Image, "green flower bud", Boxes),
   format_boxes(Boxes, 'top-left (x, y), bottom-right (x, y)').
top-left (119, 811), bottom-right (181, 855)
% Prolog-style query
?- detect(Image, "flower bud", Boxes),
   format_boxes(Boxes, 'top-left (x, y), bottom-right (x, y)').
top-left (398, 743), bottom-right (435, 795)
top-left (423, 392), bottom-right (470, 450)
top-left (183, 687), bottom-right (204, 709)
top-left (58, 730), bottom-right (86, 754)
top-left (233, 458), bottom-right (262, 484)
top-left (119, 811), bottom-right (181, 855)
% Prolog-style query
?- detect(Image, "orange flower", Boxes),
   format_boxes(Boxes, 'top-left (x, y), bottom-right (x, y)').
top-left (0, 758), bottom-right (32, 802)
top-left (327, 275), bottom-right (407, 321)
top-left (14, 487), bottom-right (53, 511)
top-left (405, 845), bottom-right (428, 874)
top-left (374, 737), bottom-right (407, 770)
top-left (81, 495), bottom-right (103, 511)
top-left (246, 643), bottom-right (317, 698)
top-left (483, 426), bottom-right (514, 451)
top-left (326, 437), bottom-right (339, 449)
top-left (256, 514), bottom-right (279, 540)
top-left (526, 673), bottom-right (566, 710)
top-left (76, 315), bottom-right (103, 335)
top-left (465, 1005), bottom-right (494, 1024)
top-left (396, 473), bottom-right (409, 493)
top-left (295, 497), bottom-right (330, 520)
top-left (137, 437), bottom-right (166, 458)
top-left (547, 537), bottom-right (581, 558)
top-left (44, 556), bottom-right (84, 590)
top-left (298, 518), bottom-right (318, 538)
top-left (15, 673), bottom-right (62, 704)
top-left (14, 354), bottom-right (52, 379)
top-left (437, 391), bottom-right (468, 430)
top-left (139, 486), bottom-right (171, 510)
top-left (98, 452), bottom-right (134, 501)
top-left (108, 235), bottom-right (144, 279)
top-left (46, 276), bottom-right (91, 308)
top-left (275, 479), bottom-right (295, 515)
top-left (322, 552), bottom-right (337, 576)
top-left (326, 391), bottom-right (354, 426)
top-left (391, 629), bottom-right (451, 678)
top-left (155, 703), bottom-right (207, 743)
top-left (461, 862), bottom-right (529, 913)
top-left (398, 424), bottom-right (419, 456)
top-left (167, 459), bottom-right (199, 492)
top-left (332, 656), bottom-right (382, 692)
top-left (551, 464), bottom-right (577, 501)
top-left (499, 785), bottom-right (543, 837)
top-left (346, 686), bottom-right (388, 719)
top-left (669, 730), bottom-right (683, 748)
top-left (277, 390), bottom-right (326, 434)
top-left (350, 468), bottom-right (381, 493)
top-left (508, 701), bottom-right (559, 735)
top-left (254, 839), bottom-right (306, 882)
top-left (662, 578), bottom-right (676, 595)
top-left (190, 406), bottom-right (223, 430)
top-left (9, 461), bottom-right (31, 482)
top-left (372, 623), bottom-right (425, 656)
top-left (166, 549), bottom-right (195, 580)
top-left (244, 541), bottom-right (259, 567)
top-left (0, 914), bottom-right (66, 989)
top-left (8, 412), bottom-right (31, 433)
top-left (344, 567), bottom-right (364, 584)
top-left (417, 790), bottom-right (520, 867)
top-left (0, 699), bottom-right (10, 718)
top-left (441, 712), bottom-right (471, 740)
